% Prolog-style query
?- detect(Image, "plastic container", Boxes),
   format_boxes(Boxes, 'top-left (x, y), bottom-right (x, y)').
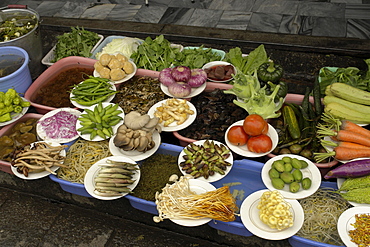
top-left (0, 113), bottom-right (42, 174)
top-left (24, 56), bottom-right (96, 114)
top-left (41, 35), bottom-right (104, 66)
top-left (49, 174), bottom-right (91, 198)
top-left (125, 142), bottom-right (183, 214)
top-left (0, 46), bottom-right (32, 94)
top-left (208, 158), bottom-right (266, 237)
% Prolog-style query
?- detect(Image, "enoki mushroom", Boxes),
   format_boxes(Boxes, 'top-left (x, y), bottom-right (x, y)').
top-left (12, 142), bottom-right (67, 177)
top-left (153, 176), bottom-right (238, 223)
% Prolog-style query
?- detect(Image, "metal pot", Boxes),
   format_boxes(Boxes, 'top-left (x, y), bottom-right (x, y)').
top-left (0, 5), bottom-right (43, 79)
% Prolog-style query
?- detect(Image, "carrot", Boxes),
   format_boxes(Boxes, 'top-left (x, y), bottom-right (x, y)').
top-left (321, 140), bottom-right (370, 150)
top-left (336, 130), bottom-right (370, 147)
top-left (341, 120), bottom-right (370, 139)
top-left (315, 146), bottom-right (370, 163)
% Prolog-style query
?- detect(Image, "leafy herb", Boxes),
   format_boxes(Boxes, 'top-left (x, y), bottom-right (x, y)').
top-left (130, 35), bottom-right (181, 71)
top-left (223, 44), bottom-right (268, 75)
top-left (173, 46), bottom-right (222, 69)
top-left (52, 27), bottom-right (100, 62)
top-left (319, 59), bottom-right (370, 96)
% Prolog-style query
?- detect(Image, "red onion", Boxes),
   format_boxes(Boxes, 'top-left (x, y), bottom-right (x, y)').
top-left (168, 82), bottom-right (192, 98)
top-left (159, 68), bottom-right (175, 87)
top-left (40, 111), bottom-right (78, 140)
top-left (171, 66), bottom-right (191, 82)
top-left (188, 69), bottom-right (207, 88)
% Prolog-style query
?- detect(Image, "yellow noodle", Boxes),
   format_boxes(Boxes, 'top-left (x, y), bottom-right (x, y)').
top-left (57, 139), bottom-right (111, 183)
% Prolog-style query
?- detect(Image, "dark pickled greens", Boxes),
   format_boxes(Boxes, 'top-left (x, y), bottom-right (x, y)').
top-left (0, 14), bottom-right (37, 42)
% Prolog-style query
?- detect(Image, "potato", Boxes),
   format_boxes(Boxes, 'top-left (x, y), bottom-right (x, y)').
top-left (110, 68), bottom-right (126, 81)
top-left (122, 61), bottom-right (134, 74)
top-left (99, 53), bottom-right (112, 66)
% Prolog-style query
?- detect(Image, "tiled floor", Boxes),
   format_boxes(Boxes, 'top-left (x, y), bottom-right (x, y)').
top-left (1, 0), bottom-right (370, 39)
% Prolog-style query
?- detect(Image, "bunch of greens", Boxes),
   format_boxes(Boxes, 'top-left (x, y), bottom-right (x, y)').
top-left (223, 44), bottom-right (268, 75)
top-left (224, 72), bottom-right (284, 119)
top-left (319, 59), bottom-right (370, 96)
top-left (52, 27), bottom-right (100, 62)
top-left (130, 35), bottom-right (181, 71)
top-left (172, 46), bottom-right (223, 69)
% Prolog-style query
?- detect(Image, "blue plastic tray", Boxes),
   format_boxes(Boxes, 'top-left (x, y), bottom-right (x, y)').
top-left (49, 174), bottom-right (91, 198)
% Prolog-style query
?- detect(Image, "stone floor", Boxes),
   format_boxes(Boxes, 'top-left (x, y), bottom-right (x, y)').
top-left (1, 0), bottom-right (370, 39)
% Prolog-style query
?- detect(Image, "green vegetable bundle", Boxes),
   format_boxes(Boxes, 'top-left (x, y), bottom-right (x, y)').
top-left (0, 88), bottom-right (31, 122)
top-left (172, 46), bottom-right (223, 69)
top-left (52, 26), bottom-right (100, 62)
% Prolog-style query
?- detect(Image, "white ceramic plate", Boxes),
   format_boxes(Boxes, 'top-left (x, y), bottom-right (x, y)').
top-left (240, 189), bottom-right (304, 240)
top-left (37, 107), bottom-right (81, 144)
top-left (225, 120), bottom-right (278, 158)
top-left (0, 97), bottom-right (29, 127)
top-left (76, 103), bottom-right (124, 141)
top-left (178, 140), bottom-right (233, 183)
top-left (11, 141), bottom-right (66, 180)
top-left (160, 82), bottom-right (206, 99)
top-left (169, 179), bottom-right (216, 227)
top-left (147, 99), bottom-right (197, 132)
top-left (93, 60), bottom-right (137, 85)
top-left (202, 61), bottom-right (236, 83)
top-left (337, 206), bottom-right (370, 247)
top-left (108, 130), bottom-right (161, 161)
top-left (70, 81), bottom-right (117, 109)
top-left (84, 155), bottom-right (140, 200)
top-left (337, 178), bottom-right (370, 207)
top-left (261, 154), bottom-right (321, 199)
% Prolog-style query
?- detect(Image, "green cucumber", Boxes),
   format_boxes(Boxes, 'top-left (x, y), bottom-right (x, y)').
top-left (283, 105), bottom-right (301, 140)
top-left (330, 83), bottom-right (370, 106)
top-left (323, 95), bottom-right (370, 114)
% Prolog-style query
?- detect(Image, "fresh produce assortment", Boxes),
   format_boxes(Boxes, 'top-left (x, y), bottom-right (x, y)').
top-left (70, 76), bottom-right (117, 106)
top-left (3, 30), bottom-right (370, 246)
top-left (0, 88), bottom-right (30, 122)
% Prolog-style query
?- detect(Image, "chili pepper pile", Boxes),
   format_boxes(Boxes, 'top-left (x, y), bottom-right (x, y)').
top-left (70, 76), bottom-right (118, 106)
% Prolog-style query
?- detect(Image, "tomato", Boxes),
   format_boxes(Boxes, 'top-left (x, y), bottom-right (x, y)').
top-left (247, 134), bottom-right (272, 153)
top-left (243, 114), bottom-right (268, 136)
top-left (227, 125), bottom-right (249, 146)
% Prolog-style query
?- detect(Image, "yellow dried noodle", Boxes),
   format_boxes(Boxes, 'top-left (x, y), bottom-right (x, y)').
top-left (57, 139), bottom-right (111, 183)
top-left (154, 176), bottom-right (237, 223)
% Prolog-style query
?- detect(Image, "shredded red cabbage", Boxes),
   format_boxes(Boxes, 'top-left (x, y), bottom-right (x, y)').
top-left (40, 111), bottom-right (78, 140)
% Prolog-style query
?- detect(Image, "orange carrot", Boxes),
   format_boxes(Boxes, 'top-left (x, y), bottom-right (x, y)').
top-left (333, 146), bottom-right (370, 161)
top-left (341, 120), bottom-right (370, 139)
top-left (336, 130), bottom-right (370, 147)
top-left (336, 142), bottom-right (370, 150)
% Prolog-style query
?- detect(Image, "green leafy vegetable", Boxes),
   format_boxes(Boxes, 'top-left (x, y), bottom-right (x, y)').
top-left (52, 27), bottom-right (100, 62)
top-left (173, 46), bottom-right (222, 69)
top-left (130, 35), bottom-right (181, 71)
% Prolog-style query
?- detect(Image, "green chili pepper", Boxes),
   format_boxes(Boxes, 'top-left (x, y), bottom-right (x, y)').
top-left (0, 113), bottom-right (11, 122)
top-left (257, 61), bottom-right (284, 83)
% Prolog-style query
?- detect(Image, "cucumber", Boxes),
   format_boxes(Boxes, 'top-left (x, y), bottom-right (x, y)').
top-left (323, 95), bottom-right (370, 114)
top-left (324, 102), bottom-right (370, 124)
top-left (283, 105), bottom-right (301, 140)
top-left (330, 83), bottom-right (370, 106)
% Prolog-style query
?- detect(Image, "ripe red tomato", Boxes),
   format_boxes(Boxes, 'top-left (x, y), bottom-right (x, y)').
top-left (247, 134), bottom-right (272, 153)
top-left (243, 114), bottom-right (268, 136)
top-left (227, 126), bottom-right (249, 146)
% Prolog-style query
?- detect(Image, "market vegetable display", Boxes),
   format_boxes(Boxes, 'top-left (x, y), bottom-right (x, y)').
top-left (257, 190), bottom-right (294, 230)
top-left (52, 27), bottom-right (100, 62)
top-left (11, 142), bottom-right (67, 177)
top-left (154, 175), bottom-right (237, 223)
top-left (0, 88), bottom-right (30, 122)
top-left (94, 159), bottom-right (138, 197)
top-left (297, 188), bottom-right (351, 245)
top-left (57, 140), bottom-right (111, 184)
top-left (179, 140), bottom-right (232, 179)
top-left (70, 76), bottom-right (117, 106)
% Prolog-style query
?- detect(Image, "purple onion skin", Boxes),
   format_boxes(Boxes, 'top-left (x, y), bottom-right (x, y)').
top-left (188, 69), bottom-right (207, 88)
top-left (171, 66), bottom-right (191, 82)
top-left (159, 68), bottom-right (176, 87)
top-left (324, 159), bottom-right (370, 179)
top-left (168, 81), bottom-right (192, 98)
